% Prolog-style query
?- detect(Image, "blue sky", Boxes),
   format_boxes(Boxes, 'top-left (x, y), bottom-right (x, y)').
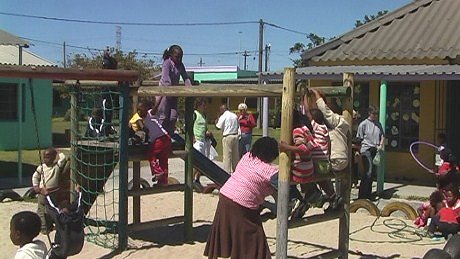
top-left (1, 0), bottom-right (411, 71)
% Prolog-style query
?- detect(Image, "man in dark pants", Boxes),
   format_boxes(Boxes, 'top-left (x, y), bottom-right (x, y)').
top-left (356, 105), bottom-right (384, 199)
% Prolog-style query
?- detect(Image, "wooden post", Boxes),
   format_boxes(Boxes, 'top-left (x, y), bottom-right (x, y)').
top-left (132, 161), bottom-right (141, 224)
top-left (338, 73), bottom-right (354, 259)
top-left (184, 97), bottom-right (194, 241)
top-left (118, 82), bottom-right (130, 251)
top-left (275, 68), bottom-right (295, 259)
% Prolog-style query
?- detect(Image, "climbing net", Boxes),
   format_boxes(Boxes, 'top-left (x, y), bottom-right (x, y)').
top-left (70, 83), bottom-right (122, 249)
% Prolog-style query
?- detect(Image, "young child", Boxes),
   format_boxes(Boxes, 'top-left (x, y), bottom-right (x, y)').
top-left (10, 211), bottom-right (47, 259)
top-left (85, 108), bottom-right (103, 138)
top-left (415, 190), bottom-right (441, 228)
top-left (32, 147), bottom-right (68, 234)
top-left (428, 186), bottom-right (460, 239)
top-left (130, 100), bottom-right (171, 186)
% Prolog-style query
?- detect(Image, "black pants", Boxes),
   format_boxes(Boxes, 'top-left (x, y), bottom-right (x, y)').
top-left (429, 215), bottom-right (460, 238)
top-left (358, 147), bottom-right (377, 199)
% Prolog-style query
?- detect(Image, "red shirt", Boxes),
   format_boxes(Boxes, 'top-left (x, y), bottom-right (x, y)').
top-left (438, 207), bottom-right (459, 224)
top-left (291, 126), bottom-right (318, 183)
top-left (238, 113), bottom-right (256, 134)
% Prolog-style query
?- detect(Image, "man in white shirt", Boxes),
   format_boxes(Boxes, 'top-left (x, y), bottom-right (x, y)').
top-left (216, 104), bottom-right (240, 173)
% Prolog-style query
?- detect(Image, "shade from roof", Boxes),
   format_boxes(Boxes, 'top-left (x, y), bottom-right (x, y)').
top-left (262, 65), bottom-right (460, 81)
top-left (0, 29), bottom-right (29, 46)
top-left (0, 45), bottom-right (54, 66)
top-left (301, 0), bottom-right (460, 63)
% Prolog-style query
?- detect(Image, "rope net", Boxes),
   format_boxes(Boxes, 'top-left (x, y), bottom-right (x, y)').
top-left (70, 85), bottom-right (122, 249)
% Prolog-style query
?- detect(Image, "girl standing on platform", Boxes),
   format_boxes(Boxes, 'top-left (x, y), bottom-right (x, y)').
top-left (154, 45), bottom-right (192, 136)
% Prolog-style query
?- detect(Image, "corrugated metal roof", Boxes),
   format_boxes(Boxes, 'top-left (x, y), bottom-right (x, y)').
top-left (0, 29), bottom-right (29, 46)
top-left (301, 0), bottom-right (460, 63)
top-left (0, 45), bottom-right (54, 66)
top-left (262, 64), bottom-right (460, 81)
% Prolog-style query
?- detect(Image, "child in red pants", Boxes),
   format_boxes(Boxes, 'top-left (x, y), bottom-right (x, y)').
top-left (130, 100), bottom-right (171, 186)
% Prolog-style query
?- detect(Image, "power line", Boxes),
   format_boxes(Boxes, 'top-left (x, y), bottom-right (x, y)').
top-left (264, 21), bottom-right (309, 36)
top-left (20, 36), bottom-right (257, 57)
top-left (0, 12), bottom-right (258, 26)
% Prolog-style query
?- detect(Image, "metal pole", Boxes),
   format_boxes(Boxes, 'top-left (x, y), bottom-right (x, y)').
top-left (262, 43), bottom-right (270, 137)
top-left (276, 68), bottom-right (295, 259)
top-left (377, 80), bottom-right (387, 194)
top-left (257, 19), bottom-right (264, 128)
top-left (63, 42), bottom-right (66, 68)
top-left (118, 82), bottom-right (130, 251)
top-left (17, 46), bottom-right (23, 186)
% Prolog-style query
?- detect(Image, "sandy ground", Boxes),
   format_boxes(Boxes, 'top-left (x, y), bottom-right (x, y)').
top-left (1, 158), bottom-right (445, 258)
top-left (1, 190), bottom-right (445, 259)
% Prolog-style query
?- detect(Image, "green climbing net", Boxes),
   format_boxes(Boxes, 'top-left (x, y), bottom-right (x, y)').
top-left (70, 84), bottom-right (123, 249)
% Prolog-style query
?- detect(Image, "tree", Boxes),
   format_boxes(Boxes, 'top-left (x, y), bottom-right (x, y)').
top-left (289, 10), bottom-right (389, 66)
top-left (355, 10), bottom-right (388, 28)
top-left (289, 33), bottom-right (329, 66)
top-left (66, 48), bottom-right (159, 81)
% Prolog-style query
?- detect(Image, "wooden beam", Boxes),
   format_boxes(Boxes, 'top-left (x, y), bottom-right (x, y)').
top-left (0, 65), bottom-right (138, 81)
top-left (137, 84), bottom-right (351, 97)
top-left (288, 210), bottom-right (343, 228)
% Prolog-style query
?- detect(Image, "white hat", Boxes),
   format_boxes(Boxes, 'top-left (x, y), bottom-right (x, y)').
top-left (238, 103), bottom-right (247, 110)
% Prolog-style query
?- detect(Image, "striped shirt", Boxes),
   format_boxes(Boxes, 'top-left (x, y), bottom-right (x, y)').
top-left (311, 120), bottom-right (330, 161)
top-left (291, 126), bottom-right (318, 183)
top-left (220, 153), bottom-right (279, 209)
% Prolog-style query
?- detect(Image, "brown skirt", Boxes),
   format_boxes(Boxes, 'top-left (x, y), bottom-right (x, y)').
top-left (204, 194), bottom-right (271, 259)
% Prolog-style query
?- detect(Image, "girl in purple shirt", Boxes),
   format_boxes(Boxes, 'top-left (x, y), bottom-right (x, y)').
top-left (155, 45), bottom-right (191, 135)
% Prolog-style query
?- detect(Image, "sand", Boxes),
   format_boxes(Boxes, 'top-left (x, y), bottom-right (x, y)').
top-left (1, 190), bottom-right (445, 259)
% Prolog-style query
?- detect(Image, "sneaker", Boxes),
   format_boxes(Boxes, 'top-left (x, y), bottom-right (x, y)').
top-left (193, 179), bottom-right (204, 193)
top-left (324, 195), bottom-right (343, 213)
top-left (290, 200), bottom-right (310, 220)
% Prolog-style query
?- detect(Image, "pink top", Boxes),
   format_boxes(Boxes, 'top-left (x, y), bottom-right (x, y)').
top-left (291, 125), bottom-right (318, 183)
top-left (311, 120), bottom-right (330, 160)
top-left (220, 153), bottom-right (279, 209)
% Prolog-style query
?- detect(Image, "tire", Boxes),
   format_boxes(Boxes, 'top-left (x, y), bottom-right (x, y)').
top-left (423, 248), bottom-right (452, 259)
top-left (127, 178), bottom-right (151, 191)
top-left (0, 189), bottom-right (23, 202)
top-left (380, 201), bottom-right (417, 220)
top-left (444, 234), bottom-right (460, 259)
top-left (167, 177), bottom-right (180, 185)
top-left (23, 187), bottom-right (38, 199)
top-left (202, 184), bottom-right (219, 194)
top-left (350, 199), bottom-right (380, 217)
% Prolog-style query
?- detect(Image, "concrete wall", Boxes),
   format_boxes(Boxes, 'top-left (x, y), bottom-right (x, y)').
top-left (0, 78), bottom-right (52, 150)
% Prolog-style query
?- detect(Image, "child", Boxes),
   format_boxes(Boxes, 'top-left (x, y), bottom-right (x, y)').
top-left (192, 98), bottom-right (213, 191)
top-left (85, 108), bottom-right (103, 138)
top-left (155, 45), bottom-right (192, 136)
top-left (130, 100), bottom-right (171, 186)
top-left (414, 190), bottom-right (441, 228)
top-left (428, 186), bottom-right (460, 239)
top-left (204, 137), bottom-right (281, 259)
top-left (32, 147), bottom-right (68, 234)
top-left (10, 211), bottom-right (47, 259)
top-left (435, 133), bottom-right (448, 169)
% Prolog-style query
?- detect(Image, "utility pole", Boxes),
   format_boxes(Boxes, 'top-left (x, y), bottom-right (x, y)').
top-left (242, 50), bottom-right (251, 70)
top-left (116, 26), bottom-right (122, 51)
top-left (257, 19), bottom-right (264, 129)
top-left (63, 41), bottom-right (66, 68)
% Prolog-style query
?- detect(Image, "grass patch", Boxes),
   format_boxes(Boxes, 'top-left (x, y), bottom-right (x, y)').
top-left (405, 195), bottom-right (429, 201)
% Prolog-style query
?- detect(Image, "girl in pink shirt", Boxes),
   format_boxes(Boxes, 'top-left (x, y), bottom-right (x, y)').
top-left (205, 137), bottom-right (281, 259)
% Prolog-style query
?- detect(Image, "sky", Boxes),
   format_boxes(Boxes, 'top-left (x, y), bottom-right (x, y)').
top-left (1, 0), bottom-right (412, 71)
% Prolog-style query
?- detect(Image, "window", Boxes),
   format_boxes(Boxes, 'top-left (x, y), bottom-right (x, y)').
top-left (386, 83), bottom-right (420, 151)
top-left (0, 83), bottom-right (19, 120)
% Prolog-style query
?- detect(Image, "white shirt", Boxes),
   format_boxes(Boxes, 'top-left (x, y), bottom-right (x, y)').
top-left (15, 240), bottom-right (47, 259)
top-left (216, 110), bottom-right (239, 136)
